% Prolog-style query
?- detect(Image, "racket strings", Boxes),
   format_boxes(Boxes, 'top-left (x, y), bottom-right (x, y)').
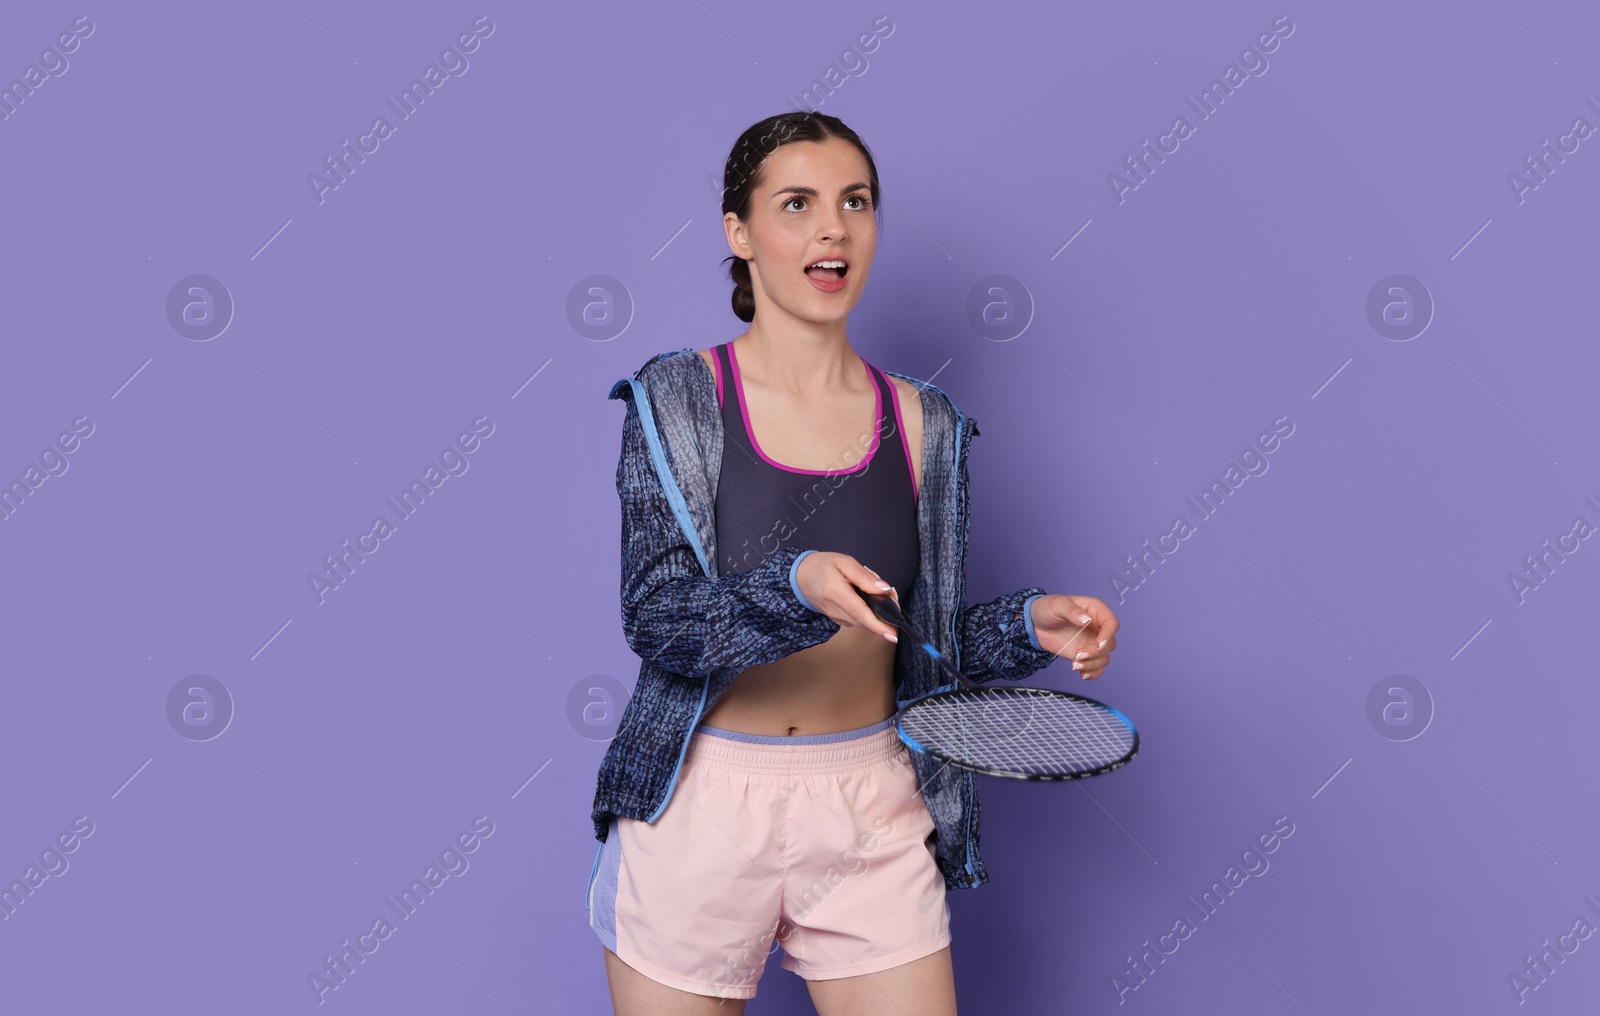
top-left (901, 688), bottom-right (1135, 777)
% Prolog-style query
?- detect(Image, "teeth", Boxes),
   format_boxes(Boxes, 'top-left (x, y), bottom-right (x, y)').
top-left (807, 260), bottom-right (846, 269)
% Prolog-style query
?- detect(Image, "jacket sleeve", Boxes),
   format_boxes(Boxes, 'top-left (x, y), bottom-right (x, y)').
top-left (956, 588), bottom-right (1060, 684)
top-left (616, 389), bottom-right (841, 678)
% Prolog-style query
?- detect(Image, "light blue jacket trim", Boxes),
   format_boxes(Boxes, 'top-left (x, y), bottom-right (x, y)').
top-left (1023, 592), bottom-right (1046, 651)
top-left (646, 676), bottom-right (709, 822)
top-left (609, 374), bottom-right (716, 826)
top-left (613, 376), bottom-right (711, 578)
top-left (789, 549), bottom-right (821, 612)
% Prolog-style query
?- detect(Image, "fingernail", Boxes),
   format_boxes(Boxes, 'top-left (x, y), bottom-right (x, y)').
top-left (877, 581), bottom-right (891, 590)
top-left (1080, 614), bottom-right (1092, 624)
top-left (1098, 639), bottom-right (1107, 648)
top-left (1072, 661), bottom-right (1083, 670)
top-left (1075, 651), bottom-right (1088, 660)
top-left (884, 631), bottom-right (898, 643)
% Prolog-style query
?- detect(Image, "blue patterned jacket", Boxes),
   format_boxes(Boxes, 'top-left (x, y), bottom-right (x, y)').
top-left (587, 347), bottom-right (1060, 892)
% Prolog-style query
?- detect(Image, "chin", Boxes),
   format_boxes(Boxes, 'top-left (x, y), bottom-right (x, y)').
top-left (801, 302), bottom-right (856, 324)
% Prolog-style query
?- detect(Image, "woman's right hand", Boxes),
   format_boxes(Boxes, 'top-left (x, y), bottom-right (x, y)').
top-left (795, 551), bottom-right (901, 642)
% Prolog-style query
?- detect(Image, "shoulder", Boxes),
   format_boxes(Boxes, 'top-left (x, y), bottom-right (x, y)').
top-left (884, 373), bottom-right (919, 408)
top-left (879, 367), bottom-right (962, 432)
top-left (609, 348), bottom-right (709, 402)
top-left (884, 374), bottom-right (924, 438)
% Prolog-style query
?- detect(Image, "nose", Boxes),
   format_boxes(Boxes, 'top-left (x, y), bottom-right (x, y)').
top-left (818, 208), bottom-right (847, 242)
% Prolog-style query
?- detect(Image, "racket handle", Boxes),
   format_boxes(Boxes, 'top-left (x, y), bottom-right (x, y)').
top-left (857, 588), bottom-right (903, 627)
top-left (857, 588), bottom-right (976, 690)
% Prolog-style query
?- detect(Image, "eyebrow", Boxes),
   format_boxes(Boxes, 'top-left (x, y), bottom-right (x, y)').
top-left (770, 182), bottom-right (871, 198)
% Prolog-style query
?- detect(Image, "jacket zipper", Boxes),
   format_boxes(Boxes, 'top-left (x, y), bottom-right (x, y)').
top-left (950, 410), bottom-right (980, 882)
top-left (880, 368), bottom-right (979, 886)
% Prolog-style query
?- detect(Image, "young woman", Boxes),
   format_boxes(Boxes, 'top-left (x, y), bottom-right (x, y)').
top-left (586, 112), bottom-right (1120, 1015)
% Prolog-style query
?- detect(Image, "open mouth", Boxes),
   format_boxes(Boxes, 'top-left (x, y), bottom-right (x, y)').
top-left (804, 259), bottom-right (849, 280)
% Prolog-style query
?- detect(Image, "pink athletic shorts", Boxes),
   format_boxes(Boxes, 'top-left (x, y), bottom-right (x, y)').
top-left (586, 714), bottom-right (952, 999)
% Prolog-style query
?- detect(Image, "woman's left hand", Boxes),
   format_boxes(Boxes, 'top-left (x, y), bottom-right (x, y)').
top-left (1029, 595), bottom-right (1119, 680)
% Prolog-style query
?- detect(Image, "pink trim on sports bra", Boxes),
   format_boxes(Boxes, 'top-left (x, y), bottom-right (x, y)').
top-left (726, 342), bottom-right (881, 476)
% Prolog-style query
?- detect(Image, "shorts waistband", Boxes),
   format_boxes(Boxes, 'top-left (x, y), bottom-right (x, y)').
top-left (688, 715), bottom-right (904, 773)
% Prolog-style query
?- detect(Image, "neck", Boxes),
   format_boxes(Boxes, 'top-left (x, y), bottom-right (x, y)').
top-left (734, 324), bottom-right (861, 397)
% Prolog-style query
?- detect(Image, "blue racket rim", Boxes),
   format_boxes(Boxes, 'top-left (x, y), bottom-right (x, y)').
top-left (895, 685), bottom-right (1140, 781)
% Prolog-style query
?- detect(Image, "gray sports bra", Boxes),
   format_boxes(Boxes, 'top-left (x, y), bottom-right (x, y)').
top-left (711, 341), bottom-right (919, 597)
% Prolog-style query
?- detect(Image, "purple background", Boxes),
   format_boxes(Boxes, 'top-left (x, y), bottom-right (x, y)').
top-left (2, 3), bottom-right (1597, 1012)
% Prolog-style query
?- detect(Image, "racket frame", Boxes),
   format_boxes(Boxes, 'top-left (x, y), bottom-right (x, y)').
top-left (860, 589), bottom-right (1139, 781)
top-left (898, 686), bottom-right (1140, 781)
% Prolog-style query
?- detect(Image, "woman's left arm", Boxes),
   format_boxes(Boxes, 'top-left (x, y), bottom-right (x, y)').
top-left (954, 589), bottom-right (1057, 684)
top-left (956, 591), bottom-right (1119, 683)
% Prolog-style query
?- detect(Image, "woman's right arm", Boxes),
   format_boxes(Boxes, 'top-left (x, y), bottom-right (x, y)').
top-left (616, 392), bottom-right (842, 678)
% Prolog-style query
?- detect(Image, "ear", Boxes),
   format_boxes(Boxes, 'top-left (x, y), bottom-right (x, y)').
top-left (723, 211), bottom-right (751, 257)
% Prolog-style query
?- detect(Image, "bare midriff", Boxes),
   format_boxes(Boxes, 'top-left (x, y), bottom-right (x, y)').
top-left (697, 625), bottom-right (899, 735)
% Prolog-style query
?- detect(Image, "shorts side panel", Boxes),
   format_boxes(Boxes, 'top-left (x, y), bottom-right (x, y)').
top-left (588, 817), bottom-right (623, 953)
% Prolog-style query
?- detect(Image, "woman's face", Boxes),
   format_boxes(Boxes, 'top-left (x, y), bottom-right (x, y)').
top-left (724, 136), bottom-right (877, 327)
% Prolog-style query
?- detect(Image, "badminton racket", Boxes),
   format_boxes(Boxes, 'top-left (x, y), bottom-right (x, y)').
top-left (860, 589), bottom-right (1138, 781)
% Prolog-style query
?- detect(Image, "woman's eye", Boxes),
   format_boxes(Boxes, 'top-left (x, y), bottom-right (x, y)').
top-left (782, 195), bottom-right (870, 212)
